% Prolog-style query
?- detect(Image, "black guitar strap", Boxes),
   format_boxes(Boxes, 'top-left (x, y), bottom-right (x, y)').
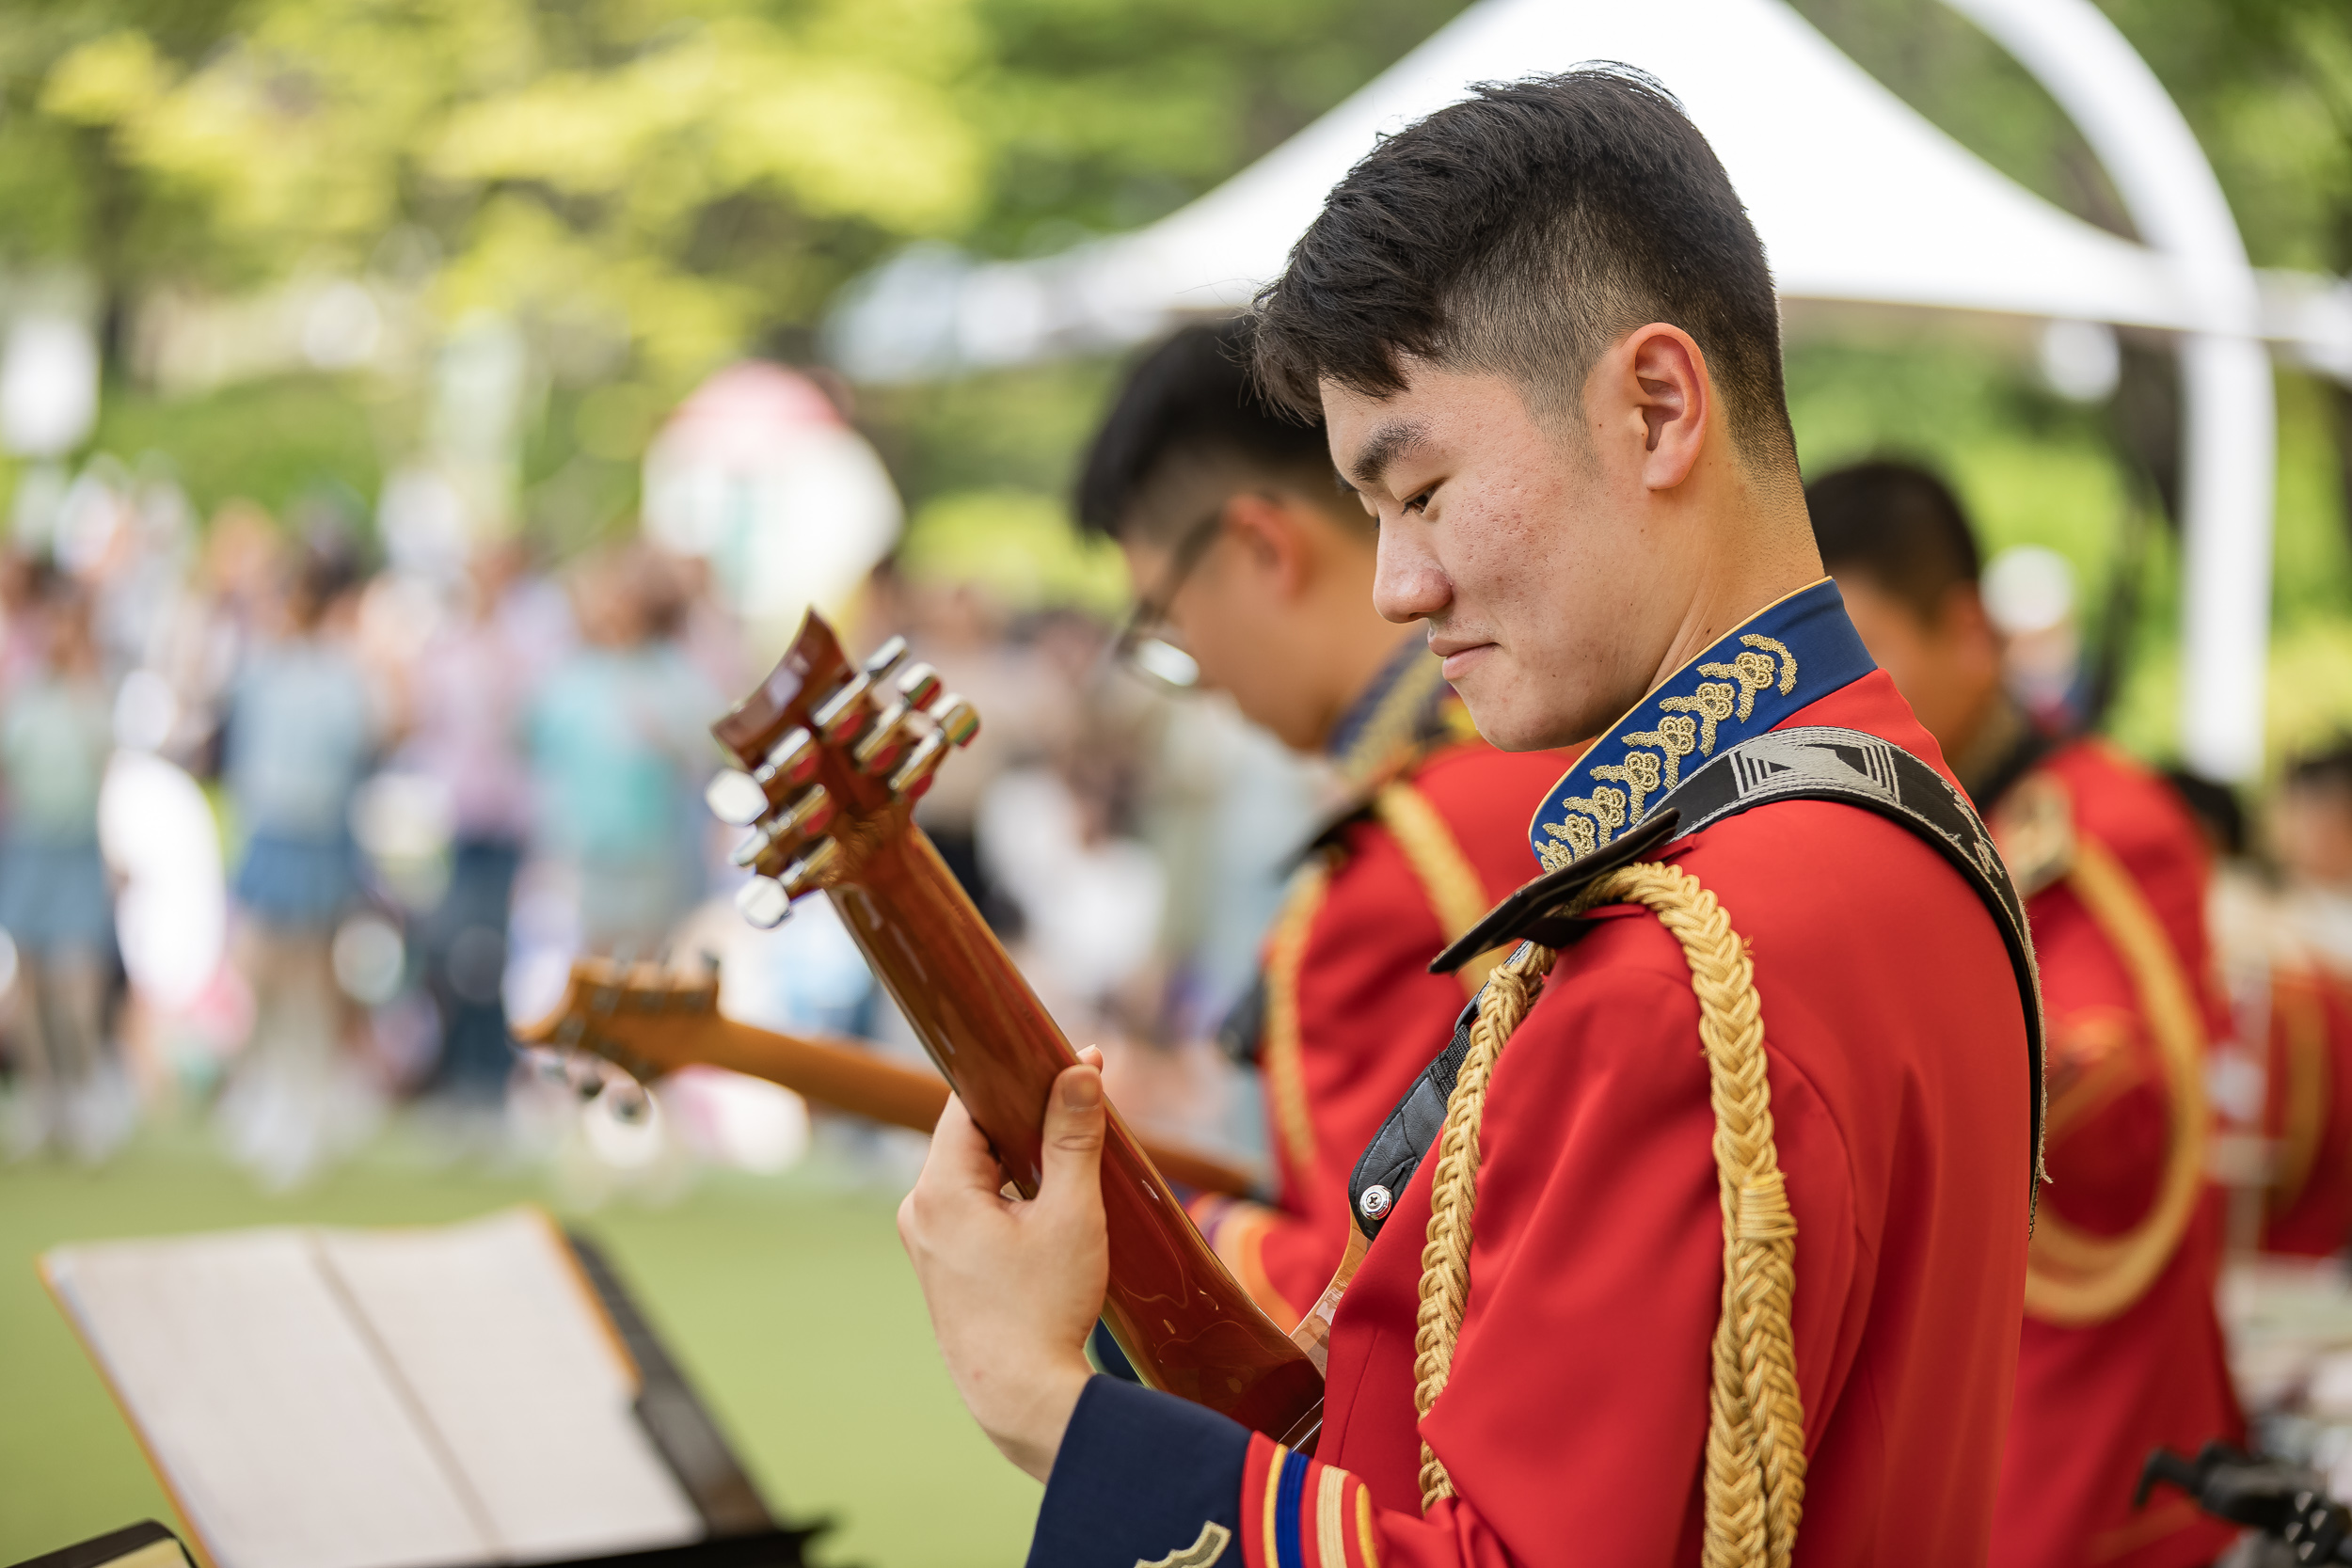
top-left (1345, 725), bottom-right (2046, 1239)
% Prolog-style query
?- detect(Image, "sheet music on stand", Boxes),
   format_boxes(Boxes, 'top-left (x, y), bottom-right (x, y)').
top-left (40, 1209), bottom-right (818, 1568)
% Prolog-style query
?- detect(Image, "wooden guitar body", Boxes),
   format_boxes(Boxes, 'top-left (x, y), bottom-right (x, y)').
top-left (707, 613), bottom-right (1324, 1445)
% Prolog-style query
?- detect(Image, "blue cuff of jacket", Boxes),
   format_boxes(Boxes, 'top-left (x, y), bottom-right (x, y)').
top-left (1027, 1374), bottom-right (1250, 1568)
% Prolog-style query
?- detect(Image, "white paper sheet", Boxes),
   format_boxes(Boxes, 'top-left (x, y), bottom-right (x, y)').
top-left (46, 1229), bottom-right (491, 1568)
top-left (316, 1212), bottom-right (701, 1563)
top-left (45, 1209), bottom-right (704, 1568)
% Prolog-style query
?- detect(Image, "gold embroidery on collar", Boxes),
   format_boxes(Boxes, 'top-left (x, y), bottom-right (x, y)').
top-left (1658, 681), bottom-right (1737, 753)
top-left (1620, 714), bottom-right (1698, 788)
top-left (1591, 750), bottom-right (1663, 826)
top-left (1537, 634), bottom-right (1803, 869)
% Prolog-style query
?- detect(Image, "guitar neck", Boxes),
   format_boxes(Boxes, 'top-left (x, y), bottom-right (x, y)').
top-left (567, 1006), bottom-right (1261, 1197)
top-left (829, 826), bottom-right (1322, 1442)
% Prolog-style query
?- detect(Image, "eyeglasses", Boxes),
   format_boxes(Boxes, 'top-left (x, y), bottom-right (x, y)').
top-left (1108, 500), bottom-right (1232, 690)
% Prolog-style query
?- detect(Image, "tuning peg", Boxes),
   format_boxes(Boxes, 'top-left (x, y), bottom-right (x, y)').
top-left (895, 660), bottom-right (942, 707)
top-left (852, 699), bottom-right (917, 775)
top-left (781, 836), bottom-right (841, 897)
top-left (889, 730), bottom-right (950, 799)
top-left (757, 727), bottom-right (819, 788)
top-left (706, 769), bottom-right (768, 828)
top-left (605, 1078), bottom-right (652, 1124)
top-left (736, 876), bottom-right (793, 928)
top-left (812, 673), bottom-right (877, 745)
top-left (728, 785), bottom-right (837, 872)
top-left (930, 692), bottom-right (981, 749)
top-left (709, 725), bottom-right (822, 826)
top-left (564, 1054), bottom-right (609, 1100)
top-left (862, 636), bottom-right (910, 678)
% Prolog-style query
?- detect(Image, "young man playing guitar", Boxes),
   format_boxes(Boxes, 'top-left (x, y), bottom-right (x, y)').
top-left (898, 69), bottom-right (2040, 1567)
top-left (1078, 321), bottom-right (1568, 1326)
top-left (1809, 461), bottom-right (2240, 1568)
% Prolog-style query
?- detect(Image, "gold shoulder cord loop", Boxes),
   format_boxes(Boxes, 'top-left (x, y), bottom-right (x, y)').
top-left (1411, 862), bottom-right (1805, 1568)
top-left (2022, 834), bottom-right (2211, 1324)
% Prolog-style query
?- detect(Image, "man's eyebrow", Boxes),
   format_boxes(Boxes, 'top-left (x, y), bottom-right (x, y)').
top-left (1345, 419), bottom-right (1431, 492)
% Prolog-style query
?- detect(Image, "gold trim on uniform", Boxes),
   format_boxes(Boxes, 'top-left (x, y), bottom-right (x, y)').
top-left (1537, 635), bottom-right (1802, 870)
top-left (1263, 862), bottom-right (1331, 1176)
top-left (2007, 776), bottom-right (2211, 1326)
top-left (1374, 780), bottom-right (1505, 997)
top-left (1135, 1521), bottom-right (1232, 1568)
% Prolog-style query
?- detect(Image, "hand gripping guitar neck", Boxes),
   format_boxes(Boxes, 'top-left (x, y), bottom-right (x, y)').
top-left (707, 613), bottom-right (1324, 1446)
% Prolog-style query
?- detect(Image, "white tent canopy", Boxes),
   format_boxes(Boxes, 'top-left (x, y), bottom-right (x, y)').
top-left (834, 0), bottom-right (2333, 373)
top-left (831, 0), bottom-right (2348, 779)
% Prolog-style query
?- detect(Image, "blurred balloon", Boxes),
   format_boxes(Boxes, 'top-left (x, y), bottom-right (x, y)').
top-left (642, 362), bottom-right (901, 646)
top-left (1, 315), bottom-right (99, 459)
top-left (2038, 318), bottom-right (2122, 404)
top-left (98, 751), bottom-right (227, 1011)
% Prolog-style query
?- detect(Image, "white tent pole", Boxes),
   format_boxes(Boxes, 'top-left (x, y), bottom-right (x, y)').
top-left (1942, 0), bottom-right (2275, 782)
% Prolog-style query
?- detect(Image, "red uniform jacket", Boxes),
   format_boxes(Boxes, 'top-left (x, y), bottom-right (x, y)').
top-left (1988, 742), bottom-right (2242, 1568)
top-left (2260, 959), bottom-right (2352, 1258)
top-left (1195, 738), bottom-right (1578, 1323)
top-left (1030, 585), bottom-right (2036, 1568)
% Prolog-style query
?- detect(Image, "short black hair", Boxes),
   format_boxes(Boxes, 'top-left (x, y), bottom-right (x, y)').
top-left (1806, 460), bottom-right (1983, 622)
top-left (1250, 66), bottom-right (1796, 477)
top-left (1076, 319), bottom-right (1338, 543)
top-left (2287, 740), bottom-right (2352, 800)
top-left (2162, 768), bottom-right (2248, 859)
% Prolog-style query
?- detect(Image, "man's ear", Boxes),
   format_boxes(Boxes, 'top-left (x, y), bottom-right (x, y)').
top-left (1222, 492), bottom-right (1313, 600)
top-left (1621, 325), bottom-right (1711, 491)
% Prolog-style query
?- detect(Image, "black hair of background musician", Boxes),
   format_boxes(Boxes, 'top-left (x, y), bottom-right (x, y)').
top-left (1075, 318), bottom-right (1358, 547)
top-left (1806, 459), bottom-right (1985, 624)
top-left (1248, 65), bottom-right (1799, 485)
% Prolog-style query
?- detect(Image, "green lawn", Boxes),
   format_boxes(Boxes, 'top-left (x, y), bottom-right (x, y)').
top-left (0, 1126), bottom-right (1039, 1568)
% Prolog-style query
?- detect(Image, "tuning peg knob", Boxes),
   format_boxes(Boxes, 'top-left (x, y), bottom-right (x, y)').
top-left (781, 836), bottom-right (841, 897)
top-left (812, 673), bottom-right (876, 745)
top-left (929, 693), bottom-right (981, 749)
top-left (736, 876), bottom-right (794, 928)
top-left (895, 661), bottom-right (943, 708)
top-left (853, 701), bottom-right (916, 775)
top-left (862, 636), bottom-right (909, 678)
top-left (757, 726), bottom-right (819, 787)
top-left (707, 769), bottom-right (768, 827)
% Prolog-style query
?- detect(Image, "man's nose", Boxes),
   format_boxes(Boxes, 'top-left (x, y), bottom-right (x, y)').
top-left (1373, 522), bottom-right (1452, 626)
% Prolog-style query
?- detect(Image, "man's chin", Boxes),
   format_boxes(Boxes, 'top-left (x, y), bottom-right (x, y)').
top-left (1455, 674), bottom-right (1598, 754)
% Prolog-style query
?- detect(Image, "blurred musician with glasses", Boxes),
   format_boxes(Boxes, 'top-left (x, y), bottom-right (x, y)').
top-left (1080, 320), bottom-right (1568, 1330)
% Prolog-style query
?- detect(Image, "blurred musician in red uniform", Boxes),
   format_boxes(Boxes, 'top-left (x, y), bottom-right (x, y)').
top-left (1810, 460), bottom-right (2242, 1568)
top-left (1076, 320), bottom-right (1567, 1324)
top-left (898, 71), bottom-right (2040, 1568)
top-left (2169, 767), bottom-right (2352, 1259)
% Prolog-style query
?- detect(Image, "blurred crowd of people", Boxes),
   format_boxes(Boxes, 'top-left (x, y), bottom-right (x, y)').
top-left (0, 448), bottom-right (1316, 1191)
top-left (8, 437), bottom-right (2351, 1210)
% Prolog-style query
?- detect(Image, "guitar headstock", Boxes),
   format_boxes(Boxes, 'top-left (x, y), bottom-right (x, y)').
top-left (512, 955), bottom-right (724, 1112)
top-left (705, 611), bottom-right (979, 928)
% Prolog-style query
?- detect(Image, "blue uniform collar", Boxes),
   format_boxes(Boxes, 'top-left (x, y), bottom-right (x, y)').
top-left (1326, 635), bottom-right (1453, 784)
top-left (1529, 578), bottom-right (1878, 869)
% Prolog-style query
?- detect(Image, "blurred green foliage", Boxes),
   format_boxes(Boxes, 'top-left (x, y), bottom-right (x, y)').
top-left (3, 0), bottom-right (2350, 760)
top-left (2, 0), bottom-right (1471, 387)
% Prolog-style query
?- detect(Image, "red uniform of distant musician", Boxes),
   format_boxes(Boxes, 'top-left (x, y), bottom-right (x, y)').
top-left (2260, 959), bottom-right (2352, 1258)
top-left (1189, 731), bottom-right (1575, 1325)
top-left (1987, 741), bottom-right (2243, 1568)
